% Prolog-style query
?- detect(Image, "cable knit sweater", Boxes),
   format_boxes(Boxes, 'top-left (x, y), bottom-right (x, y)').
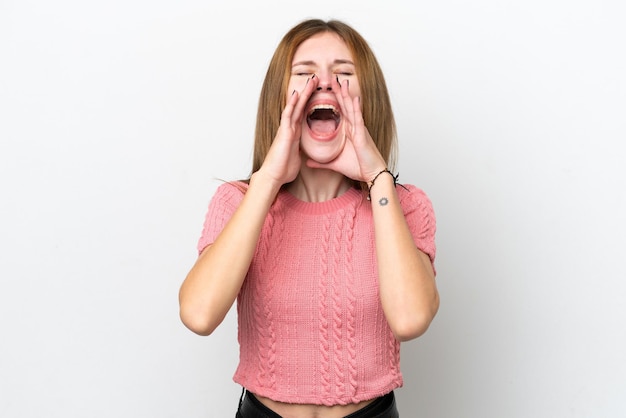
top-left (197, 182), bottom-right (436, 406)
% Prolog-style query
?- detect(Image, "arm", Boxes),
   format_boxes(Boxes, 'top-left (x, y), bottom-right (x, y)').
top-left (307, 77), bottom-right (439, 341)
top-left (179, 76), bottom-right (318, 336)
top-left (369, 175), bottom-right (439, 341)
top-left (178, 174), bottom-right (280, 336)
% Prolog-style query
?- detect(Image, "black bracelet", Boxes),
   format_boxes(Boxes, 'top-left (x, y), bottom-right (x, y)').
top-left (367, 169), bottom-right (400, 201)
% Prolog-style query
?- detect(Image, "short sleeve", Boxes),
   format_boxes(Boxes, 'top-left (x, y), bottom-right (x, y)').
top-left (397, 184), bottom-right (437, 274)
top-left (196, 182), bottom-right (248, 254)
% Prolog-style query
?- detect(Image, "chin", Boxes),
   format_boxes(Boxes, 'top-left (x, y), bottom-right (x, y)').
top-left (301, 132), bottom-right (345, 164)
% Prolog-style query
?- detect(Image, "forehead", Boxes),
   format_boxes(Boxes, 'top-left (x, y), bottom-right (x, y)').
top-left (292, 32), bottom-right (354, 64)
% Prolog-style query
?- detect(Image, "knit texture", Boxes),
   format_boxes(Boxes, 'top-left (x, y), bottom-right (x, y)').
top-left (198, 182), bottom-right (436, 406)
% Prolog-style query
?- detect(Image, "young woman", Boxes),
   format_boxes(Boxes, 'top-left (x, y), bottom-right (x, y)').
top-left (179, 19), bottom-right (440, 418)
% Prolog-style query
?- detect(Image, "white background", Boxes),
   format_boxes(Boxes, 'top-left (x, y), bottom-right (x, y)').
top-left (1, 0), bottom-right (625, 417)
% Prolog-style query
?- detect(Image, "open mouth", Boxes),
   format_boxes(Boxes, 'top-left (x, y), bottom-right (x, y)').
top-left (306, 104), bottom-right (341, 137)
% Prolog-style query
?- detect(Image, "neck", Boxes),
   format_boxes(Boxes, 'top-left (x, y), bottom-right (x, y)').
top-left (287, 165), bottom-right (352, 203)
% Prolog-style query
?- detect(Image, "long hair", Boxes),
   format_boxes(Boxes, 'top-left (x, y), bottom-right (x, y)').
top-left (252, 19), bottom-right (397, 180)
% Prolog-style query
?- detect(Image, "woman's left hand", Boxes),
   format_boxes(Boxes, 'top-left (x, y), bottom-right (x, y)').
top-left (306, 77), bottom-right (387, 183)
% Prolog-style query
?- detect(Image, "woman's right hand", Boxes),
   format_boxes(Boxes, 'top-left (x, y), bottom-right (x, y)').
top-left (256, 75), bottom-right (319, 188)
top-left (179, 76), bottom-right (319, 336)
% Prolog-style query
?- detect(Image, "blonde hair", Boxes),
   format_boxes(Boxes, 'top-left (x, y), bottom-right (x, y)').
top-left (252, 19), bottom-right (397, 181)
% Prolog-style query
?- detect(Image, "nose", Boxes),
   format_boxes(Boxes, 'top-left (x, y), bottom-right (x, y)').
top-left (316, 73), bottom-right (333, 91)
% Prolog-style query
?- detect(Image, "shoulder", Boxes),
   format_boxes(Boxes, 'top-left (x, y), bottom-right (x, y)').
top-left (197, 181), bottom-right (249, 254)
top-left (210, 180), bottom-right (248, 205)
top-left (215, 180), bottom-right (249, 196)
top-left (203, 180), bottom-right (249, 219)
top-left (397, 184), bottom-right (435, 213)
top-left (397, 183), bottom-right (437, 265)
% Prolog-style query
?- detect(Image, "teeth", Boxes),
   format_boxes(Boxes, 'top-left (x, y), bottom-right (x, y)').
top-left (309, 104), bottom-right (338, 115)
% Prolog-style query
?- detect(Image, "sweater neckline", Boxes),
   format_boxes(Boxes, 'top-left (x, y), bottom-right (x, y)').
top-left (278, 186), bottom-right (363, 215)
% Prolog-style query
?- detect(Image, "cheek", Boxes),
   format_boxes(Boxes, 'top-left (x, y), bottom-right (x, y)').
top-left (288, 77), bottom-right (308, 95)
top-left (339, 77), bottom-right (361, 99)
top-left (349, 80), bottom-right (362, 98)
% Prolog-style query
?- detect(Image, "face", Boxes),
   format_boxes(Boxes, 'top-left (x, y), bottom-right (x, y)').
top-left (287, 32), bottom-right (362, 164)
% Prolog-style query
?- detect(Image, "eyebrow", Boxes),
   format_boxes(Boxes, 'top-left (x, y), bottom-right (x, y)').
top-left (291, 59), bottom-right (355, 67)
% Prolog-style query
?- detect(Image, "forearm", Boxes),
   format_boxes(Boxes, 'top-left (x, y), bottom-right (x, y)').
top-left (179, 172), bottom-right (281, 335)
top-left (370, 174), bottom-right (440, 341)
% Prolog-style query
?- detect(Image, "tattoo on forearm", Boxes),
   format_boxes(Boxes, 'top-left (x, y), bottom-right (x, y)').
top-left (378, 197), bottom-right (389, 206)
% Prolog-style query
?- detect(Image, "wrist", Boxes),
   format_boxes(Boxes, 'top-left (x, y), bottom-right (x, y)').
top-left (249, 170), bottom-right (283, 197)
top-left (367, 168), bottom-right (397, 201)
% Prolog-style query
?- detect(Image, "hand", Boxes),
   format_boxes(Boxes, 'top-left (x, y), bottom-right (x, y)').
top-left (306, 77), bottom-right (387, 183)
top-left (256, 76), bottom-right (318, 188)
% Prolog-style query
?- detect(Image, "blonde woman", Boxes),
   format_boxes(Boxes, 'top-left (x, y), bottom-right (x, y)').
top-left (179, 19), bottom-right (439, 418)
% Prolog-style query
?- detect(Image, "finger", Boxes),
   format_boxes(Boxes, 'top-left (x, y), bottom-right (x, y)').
top-left (333, 76), bottom-right (351, 123)
top-left (351, 95), bottom-right (368, 146)
top-left (340, 79), bottom-right (359, 130)
top-left (280, 88), bottom-right (300, 125)
top-left (352, 95), bottom-right (364, 126)
top-left (292, 75), bottom-right (319, 123)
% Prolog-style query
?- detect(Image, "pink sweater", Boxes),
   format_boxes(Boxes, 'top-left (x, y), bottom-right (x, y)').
top-left (198, 182), bottom-right (436, 406)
